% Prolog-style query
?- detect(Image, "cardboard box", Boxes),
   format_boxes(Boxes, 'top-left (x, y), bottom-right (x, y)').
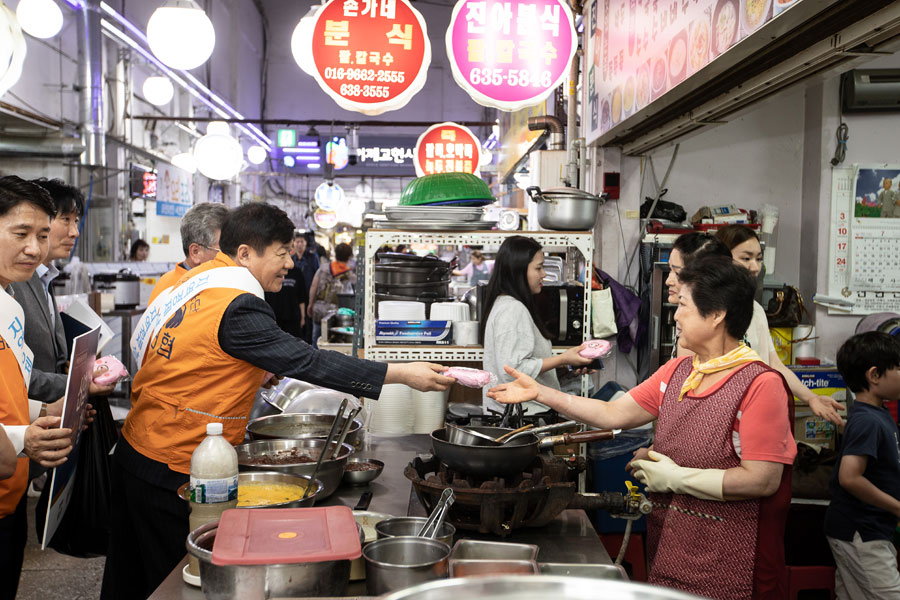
top-left (375, 320), bottom-right (452, 345)
top-left (690, 205), bottom-right (740, 224)
top-left (789, 367), bottom-right (846, 450)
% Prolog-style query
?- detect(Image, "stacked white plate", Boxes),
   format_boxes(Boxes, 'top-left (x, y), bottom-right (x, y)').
top-left (413, 389), bottom-right (449, 434)
top-left (429, 302), bottom-right (470, 323)
top-left (378, 301), bottom-right (426, 321)
top-left (368, 384), bottom-right (413, 434)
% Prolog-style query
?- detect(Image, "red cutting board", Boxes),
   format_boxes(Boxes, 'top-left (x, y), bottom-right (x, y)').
top-left (211, 506), bottom-right (361, 566)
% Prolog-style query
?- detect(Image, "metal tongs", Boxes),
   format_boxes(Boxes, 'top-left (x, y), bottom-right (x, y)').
top-left (417, 488), bottom-right (455, 539)
top-left (302, 398), bottom-right (348, 499)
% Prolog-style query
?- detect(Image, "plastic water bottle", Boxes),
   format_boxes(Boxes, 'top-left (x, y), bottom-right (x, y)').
top-left (190, 422), bottom-right (238, 503)
top-left (186, 423), bottom-right (238, 581)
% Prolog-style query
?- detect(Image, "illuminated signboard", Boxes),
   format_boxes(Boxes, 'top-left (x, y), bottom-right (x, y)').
top-left (280, 135), bottom-right (418, 175)
top-left (414, 122), bottom-right (481, 177)
top-left (585, 0), bottom-right (803, 143)
top-left (277, 128), bottom-right (297, 147)
top-left (310, 0), bottom-right (431, 115)
top-left (445, 0), bottom-right (577, 112)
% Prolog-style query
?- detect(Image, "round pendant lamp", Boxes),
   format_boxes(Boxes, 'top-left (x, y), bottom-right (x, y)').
top-left (147, 0), bottom-right (215, 70)
top-left (142, 76), bottom-right (175, 106)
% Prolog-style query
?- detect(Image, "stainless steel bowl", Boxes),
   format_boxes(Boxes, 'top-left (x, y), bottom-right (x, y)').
top-left (363, 536), bottom-right (451, 596)
top-left (343, 457), bottom-right (385, 485)
top-left (235, 439), bottom-right (353, 499)
top-left (186, 520), bottom-right (352, 599)
top-left (375, 517), bottom-right (455, 547)
top-left (377, 575), bottom-right (711, 600)
top-left (246, 412), bottom-right (363, 448)
top-left (177, 471), bottom-right (324, 508)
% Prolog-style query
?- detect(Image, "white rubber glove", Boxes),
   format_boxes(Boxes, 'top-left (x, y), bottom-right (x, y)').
top-left (630, 450), bottom-right (726, 501)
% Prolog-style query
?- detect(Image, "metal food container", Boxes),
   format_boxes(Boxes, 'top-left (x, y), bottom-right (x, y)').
top-left (375, 516), bottom-right (456, 547)
top-left (538, 563), bottom-right (628, 580)
top-left (450, 540), bottom-right (538, 562)
top-left (526, 186), bottom-right (606, 231)
top-left (177, 471), bottom-right (323, 509)
top-left (377, 575), bottom-right (711, 600)
top-left (235, 439), bottom-right (353, 499)
top-left (185, 520), bottom-right (352, 599)
top-left (343, 457), bottom-right (385, 485)
top-left (450, 559), bottom-right (538, 577)
top-left (246, 412), bottom-right (363, 448)
top-left (363, 536), bottom-right (451, 596)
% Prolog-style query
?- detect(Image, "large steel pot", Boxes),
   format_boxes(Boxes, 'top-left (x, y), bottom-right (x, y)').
top-left (375, 279), bottom-right (451, 296)
top-left (246, 413), bottom-right (363, 448)
top-left (431, 427), bottom-right (616, 477)
top-left (526, 186), bottom-right (606, 231)
top-left (377, 575), bottom-right (709, 600)
top-left (235, 439), bottom-right (353, 499)
top-left (376, 252), bottom-right (452, 270)
top-left (375, 265), bottom-right (452, 286)
top-left (363, 536), bottom-right (451, 596)
top-left (249, 379), bottom-right (320, 420)
top-left (186, 520), bottom-right (352, 599)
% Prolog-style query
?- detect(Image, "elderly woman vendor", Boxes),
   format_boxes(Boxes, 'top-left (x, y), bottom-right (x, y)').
top-left (488, 255), bottom-right (796, 600)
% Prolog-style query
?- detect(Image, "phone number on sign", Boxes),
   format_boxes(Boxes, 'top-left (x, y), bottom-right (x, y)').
top-left (324, 67), bottom-right (406, 83)
top-left (468, 68), bottom-right (552, 87)
top-left (338, 84), bottom-right (392, 98)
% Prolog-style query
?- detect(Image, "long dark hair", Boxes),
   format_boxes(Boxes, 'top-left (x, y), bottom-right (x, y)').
top-left (672, 232), bottom-right (731, 265)
top-left (479, 235), bottom-right (551, 341)
top-left (715, 224), bottom-right (759, 251)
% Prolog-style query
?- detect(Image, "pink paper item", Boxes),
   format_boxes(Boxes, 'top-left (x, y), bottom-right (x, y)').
top-left (93, 356), bottom-right (129, 385)
top-left (446, 367), bottom-right (496, 388)
top-left (579, 340), bottom-right (612, 359)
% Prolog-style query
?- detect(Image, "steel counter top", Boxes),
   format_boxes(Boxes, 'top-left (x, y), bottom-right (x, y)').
top-left (149, 434), bottom-right (611, 600)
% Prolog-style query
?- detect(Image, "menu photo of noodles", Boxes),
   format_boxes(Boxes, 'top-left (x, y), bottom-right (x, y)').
top-left (667, 28), bottom-right (688, 88)
top-left (712, 0), bottom-right (739, 57)
top-left (741, 0), bottom-right (771, 36)
top-left (687, 12), bottom-right (711, 75)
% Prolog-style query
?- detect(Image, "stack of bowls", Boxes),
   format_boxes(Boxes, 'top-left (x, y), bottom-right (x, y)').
top-left (429, 302), bottom-right (470, 323)
top-left (378, 301), bottom-right (426, 321)
top-left (413, 389), bottom-right (449, 434)
top-left (368, 384), bottom-right (413, 434)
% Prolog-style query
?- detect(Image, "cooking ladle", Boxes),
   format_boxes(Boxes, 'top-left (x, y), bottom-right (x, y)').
top-left (501, 420), bottom-right (578, 444)
top-left (302, 398), bottom-right (347, 499)
top-left (494, 424), bottom-right (534, 443)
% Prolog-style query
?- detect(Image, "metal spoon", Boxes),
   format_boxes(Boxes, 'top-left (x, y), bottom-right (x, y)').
top-left (494, 424), bottom-right (534, 443)
top-left (302, 398), bottom-right (347, 499)
top-left (501, 420), bottom-right (578, 444)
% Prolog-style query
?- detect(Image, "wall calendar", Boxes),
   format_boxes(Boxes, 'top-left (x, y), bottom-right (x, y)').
top-left (826, 165), bottom-right (900, 315)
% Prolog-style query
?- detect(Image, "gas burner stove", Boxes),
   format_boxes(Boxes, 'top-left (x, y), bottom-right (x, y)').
top-left (405, 454), bottom-right (635, 537)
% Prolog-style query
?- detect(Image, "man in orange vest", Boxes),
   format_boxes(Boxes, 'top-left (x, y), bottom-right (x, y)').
top-left (102, 202), bottom-right (455, 599)
top-left (0, 176), bottom-right (77, 600)
top-left (148, 202), bottom-right (229, 304)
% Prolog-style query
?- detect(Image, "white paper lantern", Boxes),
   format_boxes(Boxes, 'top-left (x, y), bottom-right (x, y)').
top-left (171, 152), bottom-right (197, 174)
top-left (206, 120), bottom-right (230, 136)
top-left (290, 5), bottom-right (320, 76)
top-left (0, 4), bottom-right (26, 98)
top-left (193, 133), bottom-right (243, 181)
top-left (147, 0), bottom-right (215, 70)
top-left (16, 0), bottom-right (63, 39)
top-left (142, 76), bottom-right (174, 106)
top-left (246, 145), bottom-right (267, 165)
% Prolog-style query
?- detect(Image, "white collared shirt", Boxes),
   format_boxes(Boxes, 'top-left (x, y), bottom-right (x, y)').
top-left (36, 262), bottom-right (60, 333)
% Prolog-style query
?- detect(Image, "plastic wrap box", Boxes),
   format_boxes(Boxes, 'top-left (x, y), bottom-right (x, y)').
top-left (375, 320), bottom-right (452, 345)
top-left (788, 367), bottom-right (846, 450)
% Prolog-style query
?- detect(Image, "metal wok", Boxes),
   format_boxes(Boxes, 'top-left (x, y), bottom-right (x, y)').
top-left (430, 426), bottom-right (616, 477)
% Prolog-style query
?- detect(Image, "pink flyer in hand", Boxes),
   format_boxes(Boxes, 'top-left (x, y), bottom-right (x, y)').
top-left (446, 367), bottom-right (496, 388)
top-left (579, 340), bottom-right (612, 359)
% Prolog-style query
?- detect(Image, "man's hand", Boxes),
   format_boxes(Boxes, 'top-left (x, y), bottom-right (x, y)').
top-left (486, 366), bottom-right (541, 405)
top-left (89, 380), bottom-right (117, 396)
top-left (807, 395), bottom-right (845, 427)
top-left (385, 362), bottom-right (455, 392)
top-left (24, 416), bottom-right (73, 468)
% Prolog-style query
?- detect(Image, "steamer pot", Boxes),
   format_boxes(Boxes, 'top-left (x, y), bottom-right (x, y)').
top-left (526, 186), bottom-right (606, 231)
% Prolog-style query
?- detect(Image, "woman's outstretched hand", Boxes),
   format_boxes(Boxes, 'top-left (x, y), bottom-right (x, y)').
top-left (807, 395), bottom-right (845, 427)
top-left (486, 365), bottom-right (541, 405)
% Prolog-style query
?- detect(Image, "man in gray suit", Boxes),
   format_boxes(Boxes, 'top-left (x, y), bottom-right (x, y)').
top-left (10, 178), bottom-right (114, 406)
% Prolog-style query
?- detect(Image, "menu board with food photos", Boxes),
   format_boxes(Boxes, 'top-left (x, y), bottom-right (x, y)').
top-left (584, 0), bottom-right (803, 145)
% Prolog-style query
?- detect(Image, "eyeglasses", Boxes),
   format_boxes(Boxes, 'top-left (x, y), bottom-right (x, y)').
top-left (198, 244), bottom-right (219, 253)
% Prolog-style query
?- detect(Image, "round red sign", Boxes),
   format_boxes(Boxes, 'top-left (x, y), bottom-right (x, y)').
top-left (445, 0), bottom-right (576, 111)
top-left (413, 122), bottom-right (482, 177)
top-left (310, 0), bottom-right (431, 115)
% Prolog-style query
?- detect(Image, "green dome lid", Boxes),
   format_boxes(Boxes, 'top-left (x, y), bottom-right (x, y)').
top-left (400, 173), bottom-right (493, 206)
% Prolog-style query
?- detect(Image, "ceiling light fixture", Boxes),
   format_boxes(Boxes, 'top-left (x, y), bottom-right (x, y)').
top-left (16, 0), bottom-right (64, 39)
top-left (142, 75), bottom-right (174, 105)
top-left (147, 0), bottom-right (215, 70)
top-left (246, 145), bottom-right (267, 165)
top-left (290, 4), bottom-right (321, 76)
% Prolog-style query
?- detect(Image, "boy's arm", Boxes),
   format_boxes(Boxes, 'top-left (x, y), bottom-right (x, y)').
top-left (838, 455), bottom-right (900, 518)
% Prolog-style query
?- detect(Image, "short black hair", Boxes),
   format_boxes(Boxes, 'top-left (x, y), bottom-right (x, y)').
top-left (672, 232), bottom-right (732, 265)
top-left (0, 175), bottom-right (55, 218)
top-left (335, 243), bottom-right (353, 262)
top-left (220, 203), bottom-right (294, 256)
top-left (836, 332), bottom-right (900, 393)
top-left (30, 178), bottom-right (84, 217)
top-left (677, 254), bottom-right (756, 340)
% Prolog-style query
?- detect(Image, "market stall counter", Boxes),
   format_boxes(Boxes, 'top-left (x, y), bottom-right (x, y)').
top-left (149, 434), bottom-right (613, 600)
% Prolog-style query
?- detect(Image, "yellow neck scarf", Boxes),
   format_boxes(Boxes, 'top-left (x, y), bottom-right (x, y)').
top-left (678, 343), bottom-right (761, 402)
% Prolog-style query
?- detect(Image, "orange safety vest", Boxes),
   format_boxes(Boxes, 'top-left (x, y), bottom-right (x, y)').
top-left (148, 263), bottom-right (189, 304)
top-left (0, 332), bottom-right (29, 517)
top-left (123, 254), bottom-right (266, 474)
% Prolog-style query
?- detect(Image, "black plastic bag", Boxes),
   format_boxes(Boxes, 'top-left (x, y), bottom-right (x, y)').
top-left (639, 192), bottom-right (687, 222)
top-left (35, 395), bottom-right (118, 557)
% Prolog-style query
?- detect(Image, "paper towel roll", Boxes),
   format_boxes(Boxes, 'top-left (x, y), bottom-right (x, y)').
top-left (791, 325), bottom-right (816, 362)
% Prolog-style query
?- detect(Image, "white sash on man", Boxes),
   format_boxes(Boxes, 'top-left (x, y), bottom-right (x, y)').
top-left (0, 287), bottom-right (34, 391)
top-left (130, 266), bottom-right (263, 368)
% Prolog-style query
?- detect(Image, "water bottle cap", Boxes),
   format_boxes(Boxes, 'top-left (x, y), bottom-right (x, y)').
top-left (206, 422), bottom-right (223, 435)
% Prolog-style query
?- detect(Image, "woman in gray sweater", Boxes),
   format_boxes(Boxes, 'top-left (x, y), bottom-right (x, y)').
top-left (480, 236), bottom-right (591, 415)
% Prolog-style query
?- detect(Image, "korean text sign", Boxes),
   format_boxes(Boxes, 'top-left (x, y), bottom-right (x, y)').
top-left (311, 0), bottom-right (431, 115)
top-left (446, 0), bottom-right (576, 111)
top-left (414, 122), bottom-right (482, 176)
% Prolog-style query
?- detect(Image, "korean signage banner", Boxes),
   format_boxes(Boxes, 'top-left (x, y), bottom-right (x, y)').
top-left (414, 122), bottom-right (482, 177)
top-left (311, 0), bottom-right (431, 115)
top-left (585, 0), bottom-right (803, 144)
top-left (446, 0), bottom-right (576, 112)
top-left (156, 162), bottom-right (194, 217)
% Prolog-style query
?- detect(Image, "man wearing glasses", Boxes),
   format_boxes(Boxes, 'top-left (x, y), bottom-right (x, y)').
top-left (148, 202), bottom-right (228, 304)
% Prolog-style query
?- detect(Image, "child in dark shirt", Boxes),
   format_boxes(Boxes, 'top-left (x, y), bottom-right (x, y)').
top-left (825, 331), bottom-right (900, 599)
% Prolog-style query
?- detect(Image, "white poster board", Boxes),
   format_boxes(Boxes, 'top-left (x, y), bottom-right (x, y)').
top-left (40, 326), bottom-right (99, 549)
